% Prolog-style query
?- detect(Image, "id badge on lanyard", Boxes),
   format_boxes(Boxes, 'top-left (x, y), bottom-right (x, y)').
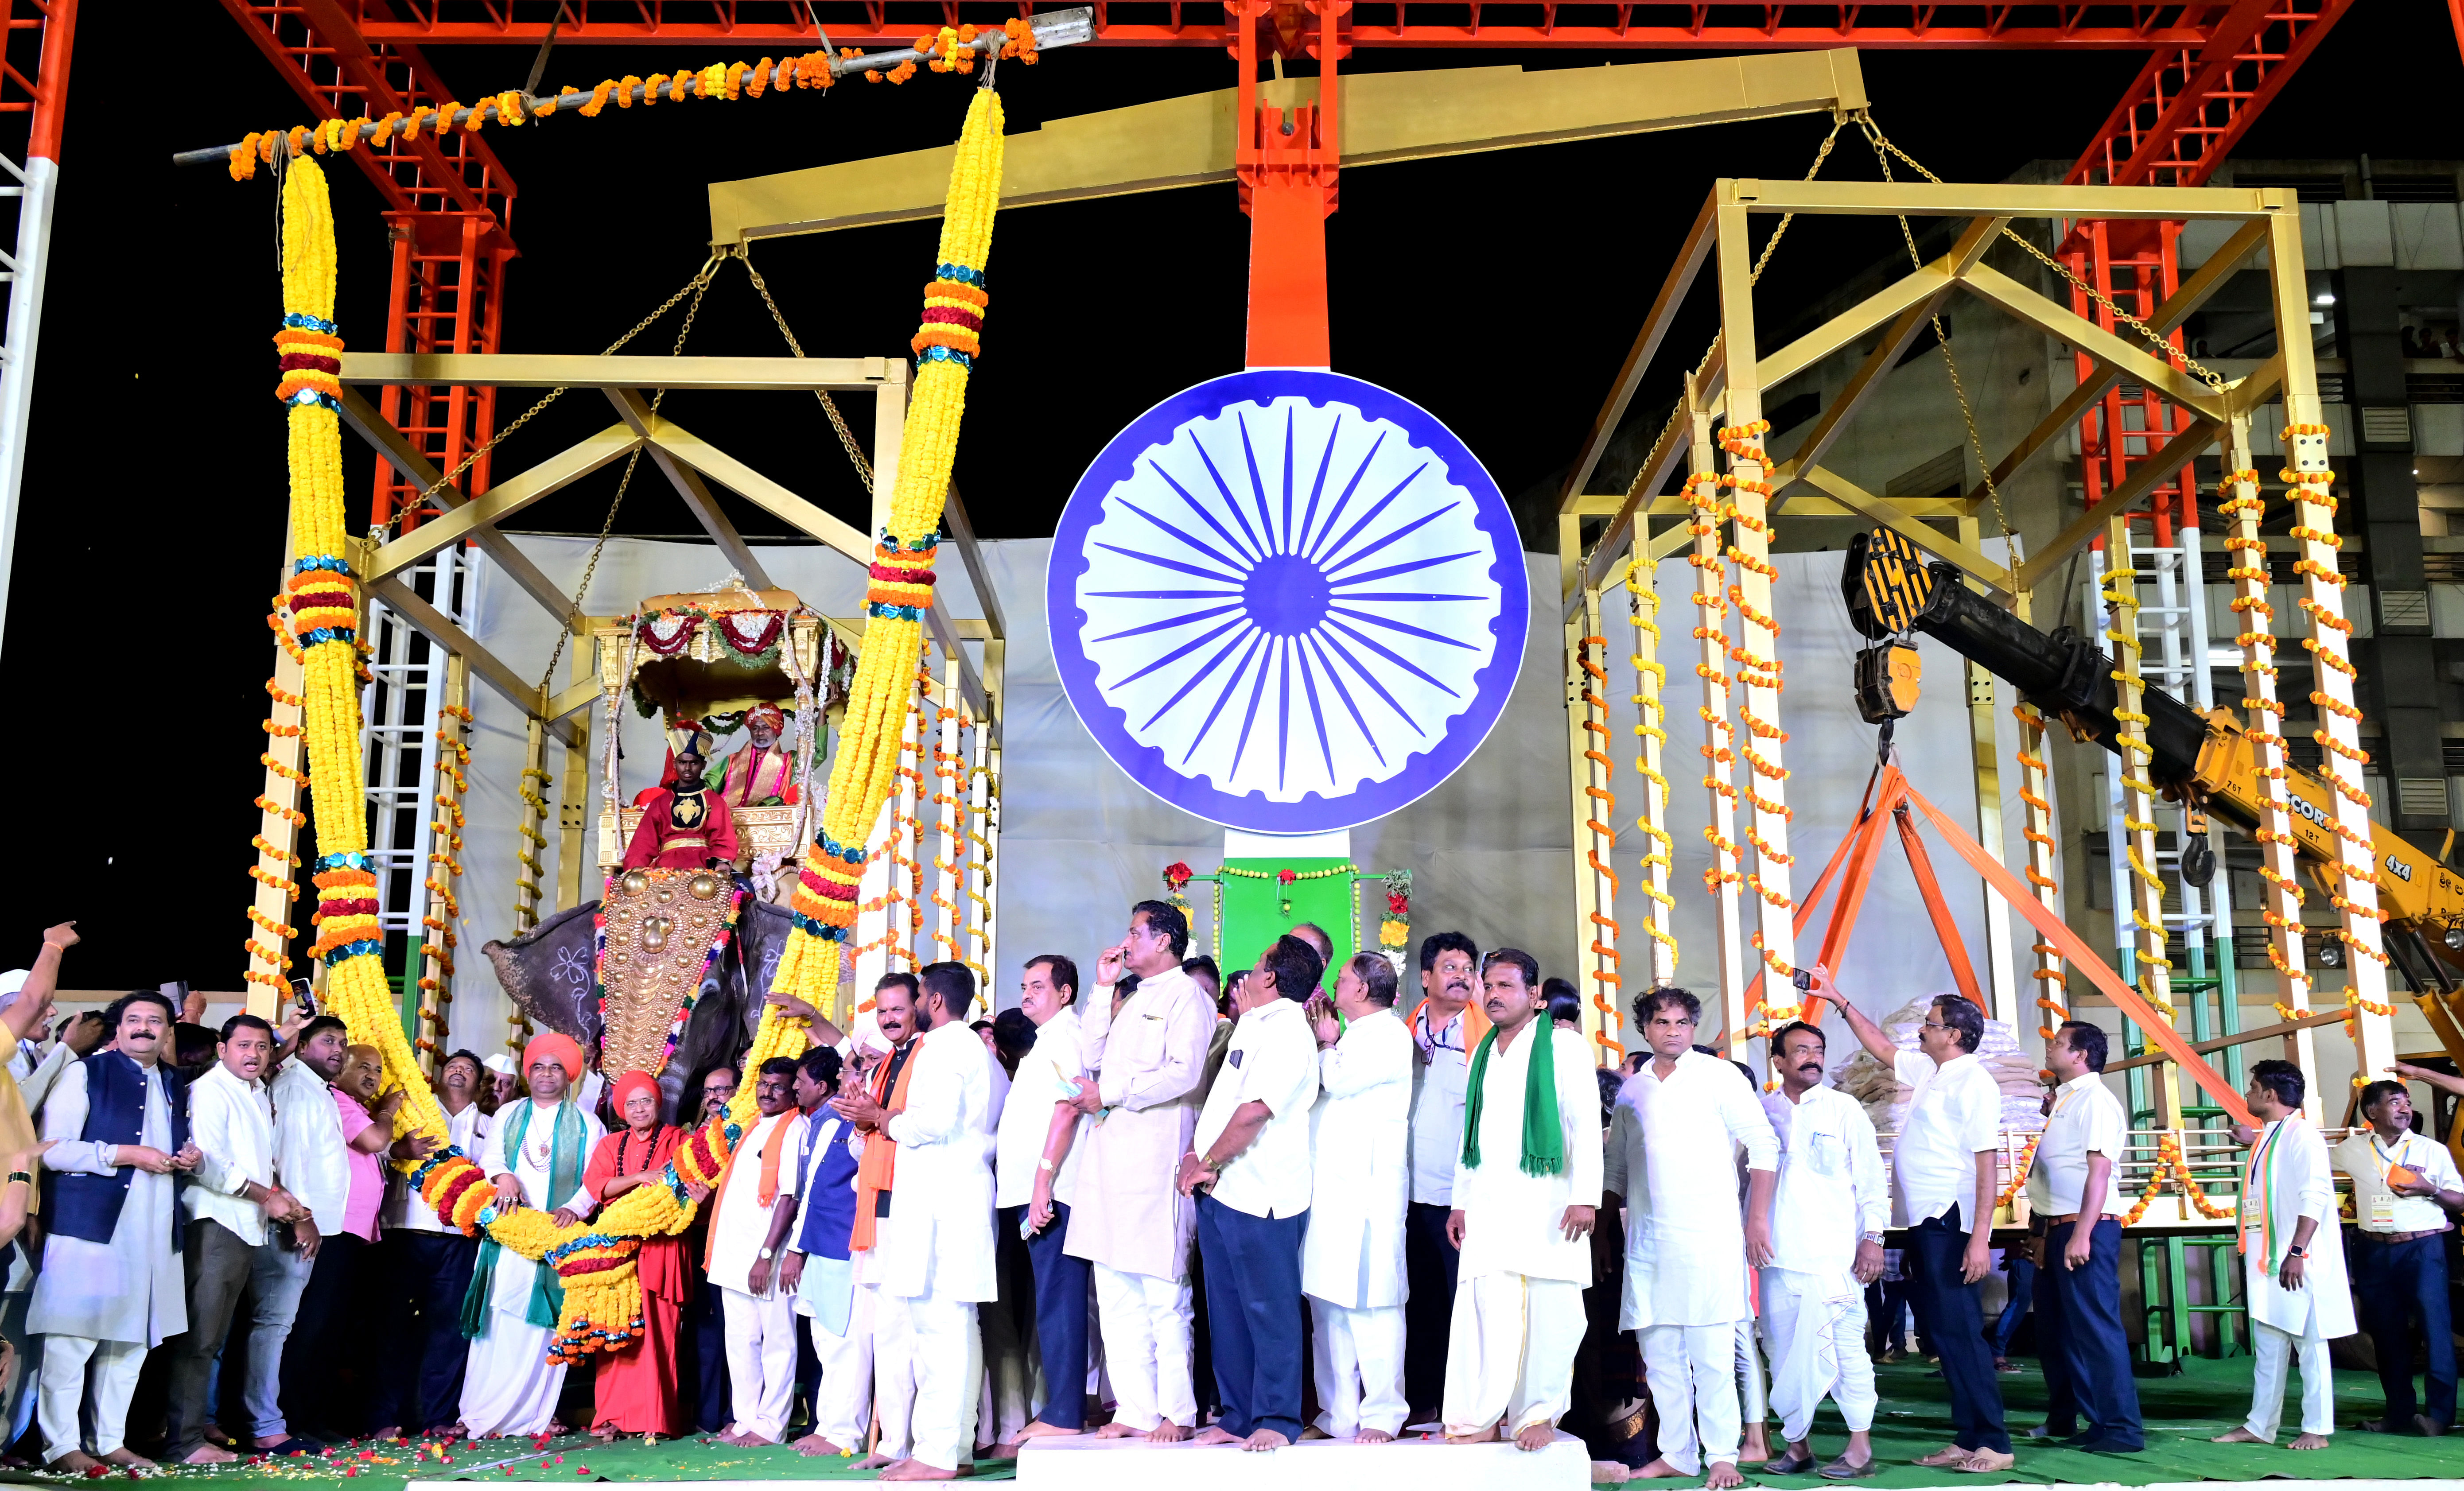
top-left (2369, 1189), bottom-right (2398, 1226)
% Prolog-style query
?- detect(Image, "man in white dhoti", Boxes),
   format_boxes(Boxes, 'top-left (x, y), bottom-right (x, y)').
top-left (455, 1033), bottom-right (604, 1439)
top-left (1301, 951), bottom-right (1413, 1442)
top-left (1406, 931), bottom-right (1482, 1421)
top-left (1064, 900), bottom-right (1216, 1443)
top-left (1754, 1021), bottom-right (1885, 1479)
top-left (2214, 1059), bottom-right (2353, 1451)
top-left (31, 990), bottom-right (201, 1471)
top-left (708, 1056), bottom-right (808, 1445)
top-left (1441, 948), bottom-right (1603, 1452)
top-left (1606, 989), bottom-right (1777, 1489)
top-left (836, 962), bottom-right (998, 1482)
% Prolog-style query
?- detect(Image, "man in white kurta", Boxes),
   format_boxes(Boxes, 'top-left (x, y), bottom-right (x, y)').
top-left (459, 1034), bottom-right (604, 1438)
top-left (844, 962), bottom-right (998, 1481)
top-left (31, 994), bottom-right (198, 1470)
top-left (1302, 955), bottom-right (1413, 1441)
top-left (1441, 950), bottom-right (1604, 1451)
top-left (1608, 990), bottom-right (1777, 1486)
top-left (2215, 1060), bottom-right (2353, 1450)
top-left (1064, 901), bottom-right (1216, 1441)
top-left (1756, 1020), bottom-right (1886, 1477)
top-left (708, 1058), bottom-right (808, 1445)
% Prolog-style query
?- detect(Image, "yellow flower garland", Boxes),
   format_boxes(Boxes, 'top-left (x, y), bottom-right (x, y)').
top-left (268, 85), bottom-right (1007, 1362)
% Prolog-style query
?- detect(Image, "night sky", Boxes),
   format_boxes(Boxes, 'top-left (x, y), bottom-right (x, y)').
top-left (12, 5), bottom-right (2456, 989)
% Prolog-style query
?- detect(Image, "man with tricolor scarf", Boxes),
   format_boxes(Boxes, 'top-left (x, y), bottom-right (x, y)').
top-left (2213, 1059), bottom-right (2352, 1452)
top-left (456, 1034), bottom-right (604, 1439)
top-left (1439, 948), bottom-right (1602, 1453)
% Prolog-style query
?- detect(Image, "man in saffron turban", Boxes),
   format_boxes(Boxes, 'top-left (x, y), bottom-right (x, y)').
top-left (710, 706), bottom-right (800, 810)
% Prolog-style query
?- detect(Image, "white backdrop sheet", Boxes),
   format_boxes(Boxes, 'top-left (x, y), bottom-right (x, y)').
top-left (448, 536), bottom-right (2043, 1071)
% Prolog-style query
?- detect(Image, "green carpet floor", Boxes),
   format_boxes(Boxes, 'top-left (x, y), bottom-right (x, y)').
top-left (2, 1354), bottom-right (2455, 1487)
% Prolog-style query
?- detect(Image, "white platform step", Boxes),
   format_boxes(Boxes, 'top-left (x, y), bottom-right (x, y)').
top-left (1015, 1428), bottom-right (1593, 1491)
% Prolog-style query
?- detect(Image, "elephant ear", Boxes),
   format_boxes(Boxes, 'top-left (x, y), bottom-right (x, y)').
top-left (738, 900), bottom-right (794, 1042)
top-left (481, 899), bottom-right (607, 1052)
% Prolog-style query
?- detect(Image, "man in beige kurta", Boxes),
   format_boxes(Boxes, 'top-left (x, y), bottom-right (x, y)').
top-left (1063, 900), bottom-right (1216, 1441)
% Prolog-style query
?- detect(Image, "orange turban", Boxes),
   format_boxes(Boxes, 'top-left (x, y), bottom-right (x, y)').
top-left (612, 1069), bottom-right (662, 1115)
top-left (522, 1033), bottom-right (585, 1084)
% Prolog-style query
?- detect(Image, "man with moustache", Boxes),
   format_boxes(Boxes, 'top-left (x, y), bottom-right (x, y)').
top-left (708, 1058), bottom-right (809, 1446)
top-left (2025, 1021), bottom-right (2140, 1453)
top-left (830, 974), bottom-right (926, 1470)
top-left (1441, 950), bottom-right (1601, 1452)
top-left (1008, 955), bottom-right (1095, 1444)
top-left (160, 1015), bottom-right (304, 1465)
top-left (31, 991), bottom-right (202, 1472)
top-left (2215, 1060), bottom-right (2352, 1450)
top-left (1609, 989), bottom-right (1778, 1490)
top-left (1755, 1021), bottom-right (1886, 1480)
top-left (837, 963), bottom-right (997, 1482)
top-left (1407, 931), bottom-right (1482, 1420)
top-left (682, 1062), bottom-right (742, 1433)
top-left (1065, 901), bottom-right (1216, 1443)
top-left (2333, 1078), bottom-right (2463, 1436)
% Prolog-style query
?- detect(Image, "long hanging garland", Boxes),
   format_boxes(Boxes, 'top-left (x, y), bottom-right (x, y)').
top-left (271, 78), bottom-right (1007, 1363)
top-left (771, 85), bottom-right (1003, 1022)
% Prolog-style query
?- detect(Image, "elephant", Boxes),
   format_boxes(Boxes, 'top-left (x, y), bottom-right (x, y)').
top-left (481, 893), bottom-right (794, 1126)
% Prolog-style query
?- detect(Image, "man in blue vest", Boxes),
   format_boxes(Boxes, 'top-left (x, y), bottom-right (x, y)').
top-left (29, 990), bottom-right (199, 1472)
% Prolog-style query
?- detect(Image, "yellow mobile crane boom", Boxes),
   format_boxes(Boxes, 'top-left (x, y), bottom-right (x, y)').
top-left (1842, 530), bottom-right (2464, 1077)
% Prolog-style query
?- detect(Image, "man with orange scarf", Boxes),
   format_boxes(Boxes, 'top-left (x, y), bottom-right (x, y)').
top-left (707, 1057), bottom-right (808, 1446)
top-left (829, 974), bottom-right (921, 1467)
top-left (833, 963), bottom-right (998, 1481)
top-left (579, 1071), bottom-right (696, 1441)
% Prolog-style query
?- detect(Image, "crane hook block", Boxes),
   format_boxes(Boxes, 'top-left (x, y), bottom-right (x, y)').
top-left (1854, 642), bottom-right (1923, 724)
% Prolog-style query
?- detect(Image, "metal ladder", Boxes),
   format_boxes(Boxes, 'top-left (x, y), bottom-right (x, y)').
top-left (360, 546), bottom-right (483, 1029)
top-left (2087, 519), bottom-right (2247, 1362)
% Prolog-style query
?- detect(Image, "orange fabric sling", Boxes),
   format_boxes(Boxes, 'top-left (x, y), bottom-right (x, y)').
top-left (701, 1109), bottom-right (798, 1269)
top-left (851, 1042), bottom-right (921, 1254)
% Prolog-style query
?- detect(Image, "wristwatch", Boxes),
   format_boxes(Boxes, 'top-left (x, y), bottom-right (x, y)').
top-left (1862, 1231), bottom-right (1885, 1244)
top-left (758, 1246), bottom-right (776, 1260)
top-left (2285, 1244), bottom-right (2307, 1258)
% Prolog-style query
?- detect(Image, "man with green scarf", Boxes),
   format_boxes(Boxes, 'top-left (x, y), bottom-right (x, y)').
top-left (1439, 948), bottom-right (1602, 1453)
top-left (455, 1034), bottom-right (603, 1439)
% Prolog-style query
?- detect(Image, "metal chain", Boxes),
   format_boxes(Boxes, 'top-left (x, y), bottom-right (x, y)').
top-left (533, 263), bottom-right (723, 693)
top-left (1618, 118), bottom-right (1846, 509)
top-left (374, 251), bottom-right (731, 539)
top-left (1858, 117), bottom-right (2021, 565)
top-left (1749, 116), bottom-right (1847, 287)
top-left (1857, 119), bottom-right (2229, 395)
top-left (731, 243), bottom-right (878, 494)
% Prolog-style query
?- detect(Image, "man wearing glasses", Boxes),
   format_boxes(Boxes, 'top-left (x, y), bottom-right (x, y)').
top-left (1807, 970), bottom-right (2012, 1474)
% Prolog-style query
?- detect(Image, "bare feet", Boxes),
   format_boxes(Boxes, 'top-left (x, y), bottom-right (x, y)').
top-left (369, 1426), bottom-right (401, 1442)
top-left (855, 1451), bottom-right (902, 1470)
top-left (444, 1425), bottom-right (473, 1443)
top-left (1192, 1427), bottom-right (1241, 1446)
top-left (1512, 1424), bottom-right (1554, 1452)
top-left (181, 1446), bottom-right (240, 1464)
top-left (1446, 1423), bottom-right (1502, 1445)
top-left (1146, 1421), bottom-right (1192, 1444)
top-left (1705, 1461), bottom-right (1745, 1488)
top-left (1299, 1426), bottom-right (1333, 1441)
top-left (1241, 1429), bottom-right (1290, 1452)
top-left (1590, 1462), bottom-right (1631, 1483)
top-left (1742, 1424), bottom-right (1770, 1464)
top-left (1954, 1449), bottom-right (2015, 1474)
top-left (593, 1425), bottom-right (618, 1442)
top-left (2289, 1433), bottom-right (2331, 1450)
top-left (1358, 1429), bottom-right (1395, 1445)
top-left (2210, 1428), bottom-right (2267, 1445)
top-left (794, 1434), bottom-right (847, 1457)
top-left (1632, 1457), bottom-right (1682, 1477)
top-left (98, 1448), bottom-right (155, 1468)
top-left (1013, 1421), bottom-right (1082, 1443)
top-left (882, 1459), bottom-right (964, 1480)
top-left (1093, 1422), bottom-right (1143, 1441)
top-left (48, 1451), bottom-right (100, 1474)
